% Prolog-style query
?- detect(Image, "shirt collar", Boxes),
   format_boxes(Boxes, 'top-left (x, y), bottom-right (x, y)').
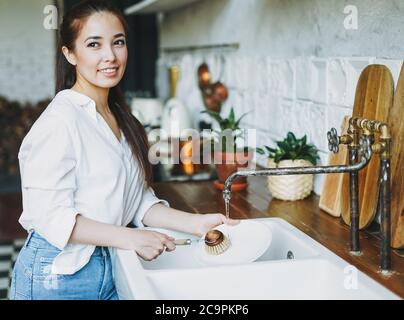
top-left (57, 89), bottom-right (126, 146)
top-left (59, 89), bottom-right (97, 120)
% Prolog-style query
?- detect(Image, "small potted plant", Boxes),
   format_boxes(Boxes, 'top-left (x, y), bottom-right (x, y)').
top-left (257, 132), bottom-right (320, 201)
top-left (202, 107), bottom-right (252, 191)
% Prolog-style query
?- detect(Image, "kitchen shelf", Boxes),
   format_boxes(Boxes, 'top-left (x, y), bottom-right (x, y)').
top-left (124, 0), bottom-right (201, 15)
top-left (161, 42), bottom-right (240, 53)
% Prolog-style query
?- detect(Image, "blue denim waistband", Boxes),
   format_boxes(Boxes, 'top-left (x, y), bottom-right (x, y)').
top-left (24, 230), bottom-right (109, 257)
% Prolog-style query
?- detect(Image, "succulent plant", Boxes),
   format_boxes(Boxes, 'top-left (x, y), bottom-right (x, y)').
top-left (201, 107), bottom-right (248, 153)
top-left (257, 132), bottom-right (320, 165)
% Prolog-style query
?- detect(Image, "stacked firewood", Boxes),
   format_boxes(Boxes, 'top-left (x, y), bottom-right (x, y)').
top-left (0, 96), bottom-right (49, 176)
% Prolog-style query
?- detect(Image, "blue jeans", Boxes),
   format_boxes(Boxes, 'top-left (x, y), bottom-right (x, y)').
top-left (10, 231), bottom-right (119, 300)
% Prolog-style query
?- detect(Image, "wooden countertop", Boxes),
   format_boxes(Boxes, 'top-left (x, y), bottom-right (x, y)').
top-left (152, 177), bottom-right (404, 298)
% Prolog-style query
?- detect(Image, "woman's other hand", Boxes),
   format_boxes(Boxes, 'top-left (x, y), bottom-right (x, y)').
top-left (193, 213), bottom-right (240, 237)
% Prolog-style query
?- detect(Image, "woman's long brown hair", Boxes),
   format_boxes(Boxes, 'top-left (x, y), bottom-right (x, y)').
top-left (55, 0), bottom-right (152, 187)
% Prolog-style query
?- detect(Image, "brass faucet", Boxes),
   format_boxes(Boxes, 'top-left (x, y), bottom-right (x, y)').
top-left (223, 116), bottom-right (392, 273)
top-left (348, 117), bottom-right (392, 272)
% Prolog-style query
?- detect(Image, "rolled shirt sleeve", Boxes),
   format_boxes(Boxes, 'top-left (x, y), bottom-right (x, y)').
top-left (19, 113), bottom-right (80, 250)
top-left (132, 187), bottom-right (169, 227)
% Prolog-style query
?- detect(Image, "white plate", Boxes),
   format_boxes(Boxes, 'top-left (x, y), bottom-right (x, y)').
top-left (194, 220), bottom-right (272, 266)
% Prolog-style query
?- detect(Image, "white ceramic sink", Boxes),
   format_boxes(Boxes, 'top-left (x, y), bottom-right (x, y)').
top-left (113, 218), bottom-right (401, 300)
top-left (139, 218), bottom-right (319, 270)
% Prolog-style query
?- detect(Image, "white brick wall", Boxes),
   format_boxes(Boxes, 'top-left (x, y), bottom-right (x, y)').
top-left (296, 57), bottom-right (314, 101)
top-left (0, 0), bottom-right (56, 104)
top-left (327, 59), bottom-right (347, 107)
top-left (293, 100), bottom-right (312, 139)
top-left (157, 53), bottom-right (402, 195)
top-left (312, 58), bottom-right (328, 104)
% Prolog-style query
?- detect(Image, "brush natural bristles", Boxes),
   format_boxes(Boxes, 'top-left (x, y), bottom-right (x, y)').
top-left (204, 230), bottom-right (231, 255)
top-left (205, 236), bottom-right (231, 255)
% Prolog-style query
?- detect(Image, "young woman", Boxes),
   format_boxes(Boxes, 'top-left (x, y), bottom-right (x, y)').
top-left (10, 0), bottom-right (237, 300)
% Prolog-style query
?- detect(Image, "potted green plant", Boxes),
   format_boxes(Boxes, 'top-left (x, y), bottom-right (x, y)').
top-left (256, 132), bottom-right (320, 200)
top-left (202, 107), bottom-right (252, 191)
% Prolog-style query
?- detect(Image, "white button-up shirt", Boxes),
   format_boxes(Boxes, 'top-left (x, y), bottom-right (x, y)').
top-left (18, 89), bottom-right (168, 275)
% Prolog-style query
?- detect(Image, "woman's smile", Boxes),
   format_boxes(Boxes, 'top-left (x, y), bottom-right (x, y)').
top-left (98, 66), bottom-right (119, 77)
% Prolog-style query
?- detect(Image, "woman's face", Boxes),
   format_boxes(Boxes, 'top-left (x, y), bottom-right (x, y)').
top-left (63, 12), bottom-right (128, 89)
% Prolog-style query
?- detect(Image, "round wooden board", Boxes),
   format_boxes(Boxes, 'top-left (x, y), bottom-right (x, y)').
top-left (340, 65), bottom-right (394, 229)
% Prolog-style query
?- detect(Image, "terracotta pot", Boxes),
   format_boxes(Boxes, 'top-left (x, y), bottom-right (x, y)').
top-left (213, 150), bottom-right (252, 191)
top-left (203, 93), bottom-right (221, 112)
top-left (212, 81), bottom-right (228, 102)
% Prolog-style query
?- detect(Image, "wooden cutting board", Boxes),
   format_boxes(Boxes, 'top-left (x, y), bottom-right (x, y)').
top-left (390, 63), bottom-right (404, 249)
top-left (319, 116), bottom-right (350, 217)
top-left (341, 65), bottom-right (394, 229)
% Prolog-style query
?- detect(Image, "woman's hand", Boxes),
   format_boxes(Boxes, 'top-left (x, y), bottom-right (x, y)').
top-left (125, 229), bottom-right (176, 261)
top-left (193, 213), bottom-right (240, 237)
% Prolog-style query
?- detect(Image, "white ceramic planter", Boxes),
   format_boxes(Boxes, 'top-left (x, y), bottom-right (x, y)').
top-left (267, 159), bottom-right (313, 201)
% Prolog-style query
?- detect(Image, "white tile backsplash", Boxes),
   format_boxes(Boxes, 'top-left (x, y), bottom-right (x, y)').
top-left (240, 91), bottom-right (254, 126)
top-left (255, 55), bottom-right (270, 93)
top-left (253, 91), bottom-right (269, 130)
top-left (312, 58), bottom-right (328, 104)
top-left (279, 98), bottom-right (294, 136)
top-left (309, 104), bottom-right (328, 152)
top-left (267, 59), bottom-right (283, 94)
top-left (278, 59), bottom-right (296, 100)
top-left (294, 100), bottom-right (312, 139)
top-left (233, 56), bottom-right (251, 91)
top-left (223, 54), bottom-right (237, 88)
top-left (228, 89), bottom-right (244, 116)
top-left (296, 57), bottom-right (313, 100)
top-left (327, 58), bottom-right (347, 107)
top-left (327, 105), bottom-right (352, 135)
top-left (266, 95), bottom-right (282, 136)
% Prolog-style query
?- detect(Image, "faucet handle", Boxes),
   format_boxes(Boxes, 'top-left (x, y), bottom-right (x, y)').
top-left (359, 135), bottom-right (372, 160)
top-left (327, 127), bottom-right (340, 153)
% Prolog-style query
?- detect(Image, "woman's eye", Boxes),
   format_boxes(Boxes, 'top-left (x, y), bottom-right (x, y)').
top-left (87, 42), bottom-right (100, 48)
top-left (115, 39), bottom-right (126, 46)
